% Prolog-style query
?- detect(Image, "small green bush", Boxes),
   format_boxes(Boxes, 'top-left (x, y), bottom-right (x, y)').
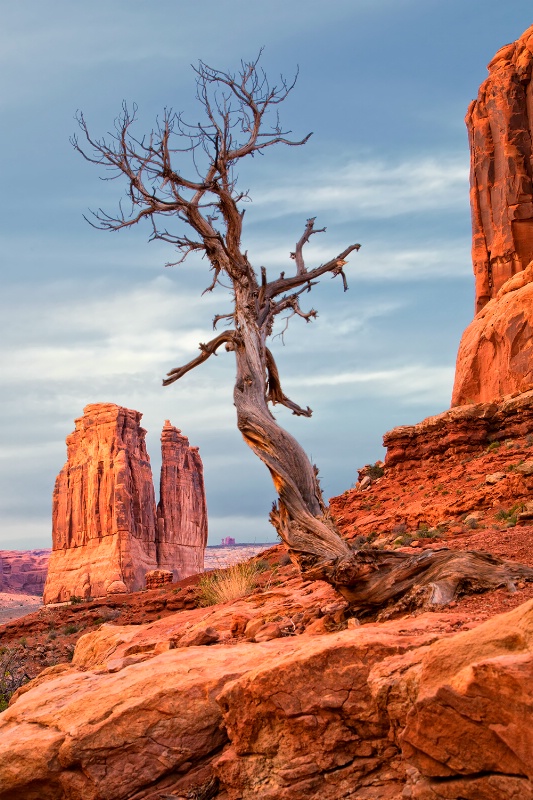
top-left (62, 624), bottom-right (79, 636)
top-left (367, 463), bottom-right (385, 480)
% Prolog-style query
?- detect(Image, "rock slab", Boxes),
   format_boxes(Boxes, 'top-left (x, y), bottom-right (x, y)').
top-left (0, 598), bottom-right (531, 799)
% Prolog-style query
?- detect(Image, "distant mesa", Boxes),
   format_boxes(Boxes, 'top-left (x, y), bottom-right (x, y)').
top-left (1, 550), bottom-right (50, 595)
top-left (453, 24), bottom-right (533, 405)
top-left (221, 536), bottom-right (236, 546)
top-left (43, 403), bottom-right (207, 604)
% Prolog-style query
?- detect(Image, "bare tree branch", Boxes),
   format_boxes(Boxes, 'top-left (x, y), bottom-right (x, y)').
top-left (163, 331), bottom-right (235, 385)
top-left (265, 348), bottom-right (312, 417)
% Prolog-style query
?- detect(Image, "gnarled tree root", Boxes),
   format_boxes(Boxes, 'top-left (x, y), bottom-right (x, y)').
top-left (304, 547), bottom-right (533, 619)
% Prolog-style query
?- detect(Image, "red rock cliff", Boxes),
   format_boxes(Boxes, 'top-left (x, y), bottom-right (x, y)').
top-left (43, 403), bottom-right (159, 603)
top-left (157, 421), bottom-right (207, 579)
top-left (453, 25), bottom-right (533, 405)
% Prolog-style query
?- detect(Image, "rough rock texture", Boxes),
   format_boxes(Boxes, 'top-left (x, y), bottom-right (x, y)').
top-left (156, 421), bottom-right (207, 579)
top-left (1, 549), bottom-right (50, 595)
top-left (467, 23), bottom-right (533, 311)
top-left (453, 25), bottom-right (533, 404)
top-left (0, 590), bottom-right (531, 800)
top-left (144, 569), bottom-right (173, 590)
top-left (330, 389), bottom-right (533, 539)
top-left (43, 404), bottom-right (159, 604)
top-left (453, 265), bottom-right (533, 405)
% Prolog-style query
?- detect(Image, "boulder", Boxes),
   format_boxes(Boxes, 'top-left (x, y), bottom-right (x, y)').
top-left (156, 420), bottom-right (208, 579)
top-left (43, 404), bottom-right (159, 603)
top-left (144, 569), bottom-right (173, 590)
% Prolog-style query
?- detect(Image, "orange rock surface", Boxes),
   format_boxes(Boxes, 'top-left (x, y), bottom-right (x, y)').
top-left (43, 406), bottom-right (209, 604)
top-left (43, 403), bottom-right (159, 603)
top-left (0, 580), bottom-right (530, 799)
top-left (156, 421), bottom-right (208, 579)
top-left (453, 266), bottom-right (533, 405)
top-left (467, 23), bottom-right (533, 312)
top-left (453, 25), bottom-right (533, 405)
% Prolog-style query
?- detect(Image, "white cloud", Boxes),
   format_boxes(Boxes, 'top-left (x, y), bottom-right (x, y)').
top-left (288, 365), bottom-right (455, 406)
top-left (247, 156), bottom-right (469, 221)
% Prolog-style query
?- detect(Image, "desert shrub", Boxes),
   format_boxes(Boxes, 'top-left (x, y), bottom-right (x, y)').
top-left (486, 440), bottom-right (501, 452)
top-left (366, 462), bottom-right (385, 480)
top-left (62, 624), bottom-right (79, 636)
top-left (197, 561), bottom-right (262, 606)
top-left (69, 595), bottom-right (86, 604)
top-left (495, 503), bottom-right (523, 527)
top-left (0, 648), bottom-right (29, 711)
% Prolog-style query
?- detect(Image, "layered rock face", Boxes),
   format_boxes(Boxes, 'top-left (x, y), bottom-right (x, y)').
top-left (467, 24), bottom-right (533, 311)
top-left (43, 404), bottom-right (159, 603)
top-left (157, 421), bottom-right (207, 579)
top-left (453, 25), bottom-right (533, 405)
top-left (330, 389), bottom-right (533, 538)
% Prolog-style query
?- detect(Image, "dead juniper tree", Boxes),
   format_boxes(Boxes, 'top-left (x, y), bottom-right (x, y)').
top-left (73, 55), bottom-right (533, 615)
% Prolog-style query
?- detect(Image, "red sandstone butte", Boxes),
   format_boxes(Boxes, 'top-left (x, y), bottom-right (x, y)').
top-left (453, 25), bottom-right (533, 405)
top-left (157, 421), bottom-right (208, 579)
top-left (43, 403), bottom-right (159, 604)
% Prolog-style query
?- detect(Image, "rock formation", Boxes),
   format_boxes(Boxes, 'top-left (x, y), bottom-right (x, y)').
top-left (0, 586), bottom-right (531, 799)
top-left (43, 406), bottom-right (208, 603)
top-left (1, 550), bottom-right (50, 595)
top-left (156, 421), bottom-right (208, 579)
top-left (453, 25), bottom-right (533, 404)
top-left (43, 403), bottom-right (159, 603)
top-left (330, 388), bottom-right (533, 540)
top-left (467, 24), bottom-right (533, 311)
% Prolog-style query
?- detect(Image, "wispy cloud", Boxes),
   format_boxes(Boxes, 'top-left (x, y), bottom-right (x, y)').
top-left (291, 363), bottom-right (453, 393)
top-left (247, 156), bottom-right (469, 221)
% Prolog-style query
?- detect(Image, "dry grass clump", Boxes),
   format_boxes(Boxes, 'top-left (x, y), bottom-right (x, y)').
top-left (0, 647), bottom-right (29, 712)
top-left (197, 560), bottom-right (263, 606)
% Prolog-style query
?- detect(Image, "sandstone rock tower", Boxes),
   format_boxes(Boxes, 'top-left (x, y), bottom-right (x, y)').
top-left (157, 421), bottom-right (208, 579)
top-left (44, 404), bottom-right (207, 603)
top-left (453, 25), bottom-right (533, 405)
top-left (44, 404), bottom-right (159, 603)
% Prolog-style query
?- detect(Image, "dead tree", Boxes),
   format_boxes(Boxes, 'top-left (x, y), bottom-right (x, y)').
top-left (73, 55), bottom-right (533, 615)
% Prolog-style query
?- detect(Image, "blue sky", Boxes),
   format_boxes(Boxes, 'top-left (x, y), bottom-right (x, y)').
top-left (1, 1), bottom-right (532, 548)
